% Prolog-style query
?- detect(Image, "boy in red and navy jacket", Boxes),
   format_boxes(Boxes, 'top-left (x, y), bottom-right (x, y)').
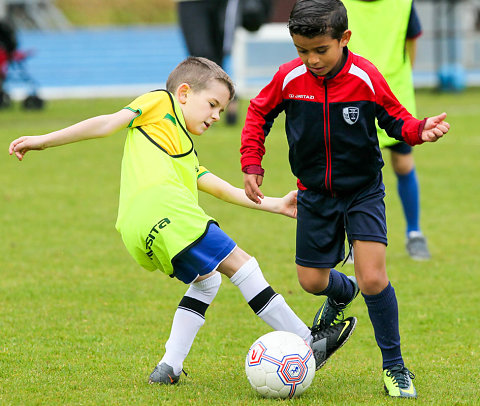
top-left (240, 0), bottom-right (450, 398)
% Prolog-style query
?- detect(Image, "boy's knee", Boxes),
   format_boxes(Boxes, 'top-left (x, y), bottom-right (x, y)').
top-left (357, 273), bottom-right (388, 296)
top-left (298, 279), bottom-right (321, 294)
top-left (391, 151), bottom-right (414, 175)
top-left (296, 265), bottom-right (330, 294)
top-left (218, 247), bottom-right (252, 278)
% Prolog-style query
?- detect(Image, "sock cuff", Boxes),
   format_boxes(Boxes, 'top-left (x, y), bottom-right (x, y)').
top-left (362, 282), bottom-right (395, 305)
top-left (191, 271), bottom-right (222, 291)
top-left (229, 257), bottom-right (258, 286)
top-left (407, 230), bottom-right (423, 238)
top-left (186, 272), bottom-right (221, 305)
top-left (314, 270), bottom-right (334, 296)
top-left (395, 167), bottom-right (416, 179)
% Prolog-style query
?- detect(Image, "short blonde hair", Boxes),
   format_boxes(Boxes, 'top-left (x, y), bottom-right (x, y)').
top-left (166, 56), bottom-right (235, 100)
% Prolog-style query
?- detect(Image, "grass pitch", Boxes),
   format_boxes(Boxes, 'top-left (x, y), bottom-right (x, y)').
top-left (1, 89), bottom-right (479, 405)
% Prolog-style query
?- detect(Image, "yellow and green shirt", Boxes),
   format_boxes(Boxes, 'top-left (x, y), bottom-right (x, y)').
top-left (344, 0), bottom-right (416, 148)
top-left (115, 90), bottom-right (212, 274)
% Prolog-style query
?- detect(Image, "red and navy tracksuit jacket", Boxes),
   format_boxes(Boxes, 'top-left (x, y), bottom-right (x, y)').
top-left (240, 48), bottom-right (426, 196)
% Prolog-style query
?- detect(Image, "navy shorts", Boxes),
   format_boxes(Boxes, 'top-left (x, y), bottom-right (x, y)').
top-left (171, 222), bottom-right (236, 284)
top-left (386, 141), bottom-right (412, 155)
top-left (296, 174), bottom-right (387, 269)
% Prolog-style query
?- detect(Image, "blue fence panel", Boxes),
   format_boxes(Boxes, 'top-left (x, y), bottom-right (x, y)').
top-left (6, 25), bottom-right (188, 95)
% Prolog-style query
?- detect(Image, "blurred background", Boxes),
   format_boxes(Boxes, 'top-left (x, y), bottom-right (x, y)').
top-left (1, 0), bottom-right (480, 105)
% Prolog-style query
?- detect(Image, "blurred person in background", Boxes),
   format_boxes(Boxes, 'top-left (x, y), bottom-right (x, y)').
top-left (343, 0), bottom-right (431, 261)
top-left (175, 0), bottom-right (240, 124)
top-left (0, 18), bottom-right (16, 107)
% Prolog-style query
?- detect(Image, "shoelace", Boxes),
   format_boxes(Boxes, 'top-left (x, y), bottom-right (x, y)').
top-left (386, 365), bottom-right (415, 389)
top-left (312, 298), bottom-right (347, 329)
top-left (310, 320), bottom-right (342, 338)
top-left (328, 298), bottom-right (348, 323)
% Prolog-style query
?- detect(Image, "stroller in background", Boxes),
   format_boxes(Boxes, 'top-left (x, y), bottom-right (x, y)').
top-left (0, 19), bottom-right (44, 109)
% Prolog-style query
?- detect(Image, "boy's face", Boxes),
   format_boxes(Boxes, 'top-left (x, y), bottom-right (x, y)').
top-left (177, 80), bottom-right (231, 135)
top-left (292, 30), bottom-right (351, 77)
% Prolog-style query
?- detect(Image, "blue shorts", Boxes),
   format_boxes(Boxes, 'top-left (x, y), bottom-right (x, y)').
top-left (296, 174), bottom-right (387, 269)
top-left (171, 221), bottom-right (236, 284)
top-left (386, 141), bottom-right (412, 155)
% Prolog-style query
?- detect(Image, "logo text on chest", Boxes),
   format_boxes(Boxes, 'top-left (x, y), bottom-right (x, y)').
top-left (289, 94), bottom-right (315, 100)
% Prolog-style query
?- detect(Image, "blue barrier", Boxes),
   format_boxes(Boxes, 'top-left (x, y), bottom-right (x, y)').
top-left (6, 25), bottom-right (188, 97)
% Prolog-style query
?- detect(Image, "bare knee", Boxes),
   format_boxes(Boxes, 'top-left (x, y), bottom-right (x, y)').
top-left (353, 240), bottom-right (388, 295)
top-left (356, 273), bottom-right (388, 295)
top-left (391, 151), bottom-right (414, 175)
top-left (296, 265), bottom-right (330, 294)
top-left (217, 247), bottom-right (252, 278)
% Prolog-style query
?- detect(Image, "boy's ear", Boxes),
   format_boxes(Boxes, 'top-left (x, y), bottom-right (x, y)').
top-left (340, 30), bottom-right (352, 47)
top-left (176, 83), bottom-right (191, 104)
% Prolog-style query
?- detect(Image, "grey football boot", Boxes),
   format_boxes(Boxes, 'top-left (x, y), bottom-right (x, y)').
top-left (406, 233), bottom-right (431, 261)
top-left (149, 362), bottom-right (181, 385)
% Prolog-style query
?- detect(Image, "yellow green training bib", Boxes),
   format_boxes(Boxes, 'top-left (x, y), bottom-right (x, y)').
top-left (344, 0), bottom-right (416, 148)
top-left (115, 90), bottom-right (213, 274)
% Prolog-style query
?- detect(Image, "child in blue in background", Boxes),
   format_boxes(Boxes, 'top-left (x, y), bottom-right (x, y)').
top-left (344, 0), bottom-right (431, 261)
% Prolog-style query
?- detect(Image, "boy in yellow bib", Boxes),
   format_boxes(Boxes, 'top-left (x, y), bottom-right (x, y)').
top-left (9, 57), bottom-right (356, 385)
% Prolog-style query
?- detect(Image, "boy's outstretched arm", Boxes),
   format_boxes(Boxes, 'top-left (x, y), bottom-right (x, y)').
top-left (421, 112), bottom-right (450, 142)
top-left (9, 109), bottom-right (136, 161)
top-left (198, 172), bottom-right (297, 218)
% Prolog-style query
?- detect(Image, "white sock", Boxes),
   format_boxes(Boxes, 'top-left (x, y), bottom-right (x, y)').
top-left (230, 258), bottom-right (311, 343)
top-left (160, 272), bottom-right (221, 375)
top-left (407, 230), bottom-right (423, 239)
top-left (258, 294), bottom-right (312, 345)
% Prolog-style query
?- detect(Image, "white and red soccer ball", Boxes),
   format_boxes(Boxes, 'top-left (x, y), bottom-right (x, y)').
top-left (245, 331), bottom-right (315, 399)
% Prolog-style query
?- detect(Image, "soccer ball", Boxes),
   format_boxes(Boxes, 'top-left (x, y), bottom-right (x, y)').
top-left (245, 331), bottom-right (315, 399)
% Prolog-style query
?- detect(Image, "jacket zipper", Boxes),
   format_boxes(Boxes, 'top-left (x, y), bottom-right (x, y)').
top-left (323, 81), bottom-right (333, 195)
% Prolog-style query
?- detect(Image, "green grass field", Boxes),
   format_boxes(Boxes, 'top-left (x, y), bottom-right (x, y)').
top-left (1, 89), bottom-right (479, 405)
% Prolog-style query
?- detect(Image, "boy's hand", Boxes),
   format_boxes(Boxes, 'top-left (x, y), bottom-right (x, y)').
top-left (9, 135), bottom-right (45, 160)
top-left (421, 112), bottom-right (450, 142)
top-left (279, 190), bottom-right (298, 219)
top-left (244, 173), bottom-right (265, 204)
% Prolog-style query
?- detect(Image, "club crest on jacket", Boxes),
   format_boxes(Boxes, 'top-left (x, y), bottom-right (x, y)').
top-left (343, 107), bottom-right (359, 125)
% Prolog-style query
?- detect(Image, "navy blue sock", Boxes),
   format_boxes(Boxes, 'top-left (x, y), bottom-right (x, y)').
top-left (396, 168), bottom-right (420, 235)
top-left (315, 269), bottom-right (354, 304)
top-left (362, 282), bottom-right (403, 369)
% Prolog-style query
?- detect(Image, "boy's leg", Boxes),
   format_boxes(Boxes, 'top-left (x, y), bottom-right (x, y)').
top-left (295, 188), bottom-right (359, 329)
top-left (219, 247), bottom-right (312, 341)
top-left (348, 175), bottom-right (416, 396)
top-left (390, 148), bottom-right (430, 260)
top-left (150, 271), bottom-right (222, 384)
top-left (219, 247), bottom-right (357, 370)
top-left (355, 241), bottom-right (401, 366)
top-left (297, 265), bottom-right (359, 329)
top-left (354, 240), bottom-right (416, 398)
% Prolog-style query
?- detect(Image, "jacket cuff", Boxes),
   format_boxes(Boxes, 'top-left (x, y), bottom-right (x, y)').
top-left (242, 165), bottom-right (265, 176)
top-left (416, 118), bottom-right (427, 144)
